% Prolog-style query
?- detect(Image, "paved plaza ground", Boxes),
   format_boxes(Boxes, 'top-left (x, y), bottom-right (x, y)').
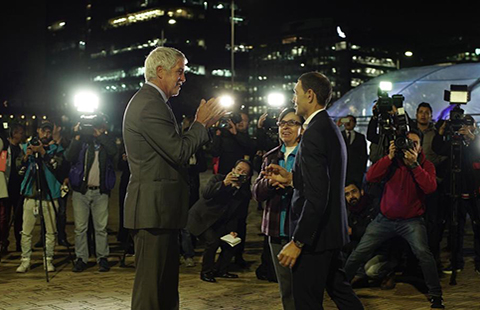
top-left (1, 170), bottom-right (479, 309)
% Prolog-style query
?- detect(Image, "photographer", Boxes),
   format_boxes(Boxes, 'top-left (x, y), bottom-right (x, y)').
top-left (432, 115), bottom-right (480, 275)
top-left (344, 129), bottom-right (445, 309)
top-left (64, 113), bottom-right (117, 272)
top-left (211, 111), bottom-right (256, 267)
top-left (186, 159), bottom-right (252, 283)
top-left (15, 121), bottom-right (65, 273)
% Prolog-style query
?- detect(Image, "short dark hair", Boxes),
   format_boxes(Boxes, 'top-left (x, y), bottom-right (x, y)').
top-left (9, 122), bottom-right (25, 138)
top-left (407, 128), bottom-right (424, 145)
top-left (298, 72), bottom-right (333, 108)
top-left (234, 159), bottom-right (253, 176)
top-left (345, 180), bottom-right (362, 191)
top-left (416, 102), bottom-right (433, 114)
top-left (278, 107), bottom-right (304, 124)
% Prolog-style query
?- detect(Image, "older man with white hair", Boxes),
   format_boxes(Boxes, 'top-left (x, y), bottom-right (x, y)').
top-left (123, 46), bottom-right (224, 310)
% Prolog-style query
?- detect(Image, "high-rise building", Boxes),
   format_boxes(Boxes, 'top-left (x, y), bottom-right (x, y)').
top-left (46, 0), bottom-right (250, 131)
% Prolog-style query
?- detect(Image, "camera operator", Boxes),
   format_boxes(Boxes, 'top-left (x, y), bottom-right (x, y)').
top-left (344, 129), bottom-right (445, 309)
top-left (186, 159), bottom-right (252, 283)
top-left (15, 121), bottom-right (65, 273)
top-left (432, 115), bottom-right (480, 275)
top-left (211, 111), bottom-right (256, 267)
top-left (410, 102), bottom-right (448, 272)
top-left (64, 113), bottom-right (117, 272)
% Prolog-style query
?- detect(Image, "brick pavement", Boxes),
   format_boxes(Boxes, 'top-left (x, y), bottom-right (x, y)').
top-left (0, 170), bottom-right (479, 309)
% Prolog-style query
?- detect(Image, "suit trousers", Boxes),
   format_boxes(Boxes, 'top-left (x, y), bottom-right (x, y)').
top-left (292, 249), bottom-right (364, 310)
top-left (131, 228), bottom-right (180, 310)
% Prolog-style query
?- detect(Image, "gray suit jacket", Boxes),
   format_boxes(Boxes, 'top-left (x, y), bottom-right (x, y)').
top-left (122, 84), bottom-right (210, 229)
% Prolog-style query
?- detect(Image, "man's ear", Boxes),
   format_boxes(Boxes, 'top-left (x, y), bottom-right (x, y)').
top-left (361, 189), bottom-right (365, 196)
top-left (156, 65), bottom-right (164, 79)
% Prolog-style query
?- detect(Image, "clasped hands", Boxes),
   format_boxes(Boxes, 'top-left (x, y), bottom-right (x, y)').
top-left (261, 164), bottom-right (293, 189)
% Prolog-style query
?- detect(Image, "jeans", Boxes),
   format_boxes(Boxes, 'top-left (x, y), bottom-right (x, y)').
top-left (56, 192), bottom-right (68, 241)
top-left (180, 228), bottom-right (195, 259)
top-left (20, 198), bottom-right (58, 258)
top-left (344, 213), bottom-right (442, 297)
top-left (72, 189), bottom-right (109, 262)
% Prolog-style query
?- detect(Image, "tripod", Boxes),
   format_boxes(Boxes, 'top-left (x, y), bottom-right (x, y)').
top-left (22, 151), bottom-right (73, 282)
top-left (448, 137), bottom-right (462, 285)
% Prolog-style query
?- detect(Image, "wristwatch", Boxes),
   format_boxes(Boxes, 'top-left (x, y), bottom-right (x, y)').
top-left (409, 161), bottom-right (420, 169)
top-left (293, 238), bottom-right (305, 249)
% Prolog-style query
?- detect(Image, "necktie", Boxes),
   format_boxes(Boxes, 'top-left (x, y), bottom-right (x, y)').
top-left (346, 131), bottom-right (350, 145)
top-left (166, 101), bottom-right (180, 135)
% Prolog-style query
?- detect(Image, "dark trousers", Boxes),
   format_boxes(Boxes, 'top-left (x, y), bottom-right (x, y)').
top-left (56, 192), bottom-right (68, 241)
top-left (200, 225), bottom-right (235, 274)
top-left (293, 248), bottom-right (364, 310)
top-left (450, 197), bottom-right (480, 269)
top-left (425, 188), bottom-right (448, 270)
top-left (131, 229), bottom-right (179, 310)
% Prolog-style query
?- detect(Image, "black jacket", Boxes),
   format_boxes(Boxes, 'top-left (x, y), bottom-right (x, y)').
top-left (290, 110), bottom-right (350, 252)
top-left (186, 173), bottom-right (251, 237)
top-left (210, 129), bottom-right (256, 175)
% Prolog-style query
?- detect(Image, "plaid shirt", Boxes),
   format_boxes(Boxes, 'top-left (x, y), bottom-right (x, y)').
top-left (253, 145), bottom-right (297, 238)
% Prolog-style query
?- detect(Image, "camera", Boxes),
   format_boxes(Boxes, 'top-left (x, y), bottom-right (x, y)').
top-left (233, 173), bottom-right (248, 184)
top-left (29, 136), bottom-right (41, 147)
top-left (375, 82), bottom-right (413, 155)
top-left (218, 112), bottom-right (243, 129)
top-left (443, 85), bottom-right (472, 138)
top-left (78, 114), bottom-right (103, 136)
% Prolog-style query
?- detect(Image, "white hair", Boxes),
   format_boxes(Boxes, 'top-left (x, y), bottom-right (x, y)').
top-left (144, 46), bottom-right (187, 82)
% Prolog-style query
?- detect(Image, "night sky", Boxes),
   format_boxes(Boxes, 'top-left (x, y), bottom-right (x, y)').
top-left (1, 1), bottom-right (479, 104)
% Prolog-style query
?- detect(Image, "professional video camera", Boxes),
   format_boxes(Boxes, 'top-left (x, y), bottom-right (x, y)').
top-left (376, 82), bottom-right (413, 155)
top-left (217, 112), bottom-right (243, 129)
top-left (78, 114), bottom-right (104, 136)
top-left (443, 85), bottom-right (472, 139)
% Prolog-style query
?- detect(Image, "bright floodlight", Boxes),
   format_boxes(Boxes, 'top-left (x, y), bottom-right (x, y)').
top-left (379, 81), bottom-right (393, 92)
top-left (74, 91), bottom-right (99, 113)
top-left (267, 92), bottom-right (286, 107)
top-left (219, 95), bottom-right (234, 108)
top-left (404, 51), bottom-right (413, 57)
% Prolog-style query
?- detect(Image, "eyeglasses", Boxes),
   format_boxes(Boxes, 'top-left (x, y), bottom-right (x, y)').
top-left (276, 120), bottom-right (302, 127)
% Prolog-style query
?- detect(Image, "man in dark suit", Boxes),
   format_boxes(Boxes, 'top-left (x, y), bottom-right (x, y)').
top-left (122, 47), bottom-right (224, 310)
top-left (265, 72), bottom-right (363, 309)
top-left (341, 115), bottom-right (368, 187)
top-left (187, 159), bottom-right (252, 282)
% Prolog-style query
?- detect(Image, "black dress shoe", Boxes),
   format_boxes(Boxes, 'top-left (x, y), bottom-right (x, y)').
top-left (58, 239), bottom-right (72, 247)
top-left (200, 272), bottom-right (216, 283)
top-left (216, 272), bottom-right (239, 279)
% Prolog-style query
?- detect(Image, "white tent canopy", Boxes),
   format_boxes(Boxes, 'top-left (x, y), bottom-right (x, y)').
top-left (329, 63), bottom-right (480, 121)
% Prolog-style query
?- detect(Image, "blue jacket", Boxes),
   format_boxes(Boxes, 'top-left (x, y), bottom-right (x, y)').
top-left (19, 143), bottom-right (64, 200)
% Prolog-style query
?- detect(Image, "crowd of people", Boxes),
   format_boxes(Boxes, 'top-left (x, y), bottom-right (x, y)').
top-left (1, 46), bottom-right (479, 310)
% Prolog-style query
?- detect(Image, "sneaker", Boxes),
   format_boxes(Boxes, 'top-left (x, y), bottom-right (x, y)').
top-left (430, 296), bottom-right (445, 309)
top-left (98, 258), bottom-right (110, 272)
top-left (185, 257), bottom-right (195, 267)
top-left (16, 258), bottom-right (31, 273)
top-left (442, 265), bottom-right (463, 274)
top-left (72, 258), bottom-right (87, 272)
top-left (44, 257), bottom-right (55, 272)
